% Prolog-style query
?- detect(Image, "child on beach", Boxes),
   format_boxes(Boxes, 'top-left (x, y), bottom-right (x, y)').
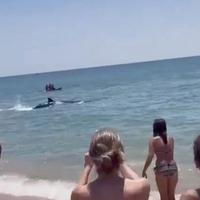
top-left (71, 128), bottom-right (150, 200)
top-left (142, 119), bottom-right (178, 200)
top-left (181, 135), bottom-right (200, 200)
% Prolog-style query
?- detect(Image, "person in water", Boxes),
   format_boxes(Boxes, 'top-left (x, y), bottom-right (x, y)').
top-left (45, 83), bottom-right (55, 91)
top-left (181, 135), bottom-right (200, 200)
top-left (71, 128), bottom-right (150, 200)
top-left (142, 119), bottom-right (178, 200)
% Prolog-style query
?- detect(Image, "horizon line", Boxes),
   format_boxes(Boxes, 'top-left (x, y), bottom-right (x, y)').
top-left (1, 54), bottom-right (200, 78)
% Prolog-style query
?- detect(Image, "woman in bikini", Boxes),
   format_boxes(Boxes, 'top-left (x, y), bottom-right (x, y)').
top-left (142, 118), bottom-right (178, 200)
top-left (71, 128), bottom-right (150, 200)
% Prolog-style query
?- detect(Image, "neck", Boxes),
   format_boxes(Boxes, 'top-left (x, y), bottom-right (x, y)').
top-left (97, 169), bottom-right (119, 179)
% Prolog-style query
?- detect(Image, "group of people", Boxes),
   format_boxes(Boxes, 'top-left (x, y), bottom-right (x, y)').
top-left (0, 119), bottom-right (199, 200)
top-left (45, 83), bottom-right (56, 91)
top-left (71, 119), bottom-right (200, 200)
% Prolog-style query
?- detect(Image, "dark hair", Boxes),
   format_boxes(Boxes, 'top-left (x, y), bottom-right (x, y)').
top-left (194, 135), bottom-right (200, 168)
top-left (153, 118), bottom-right (167, 144)
top-left (89, 128), bottom-right (124, 174)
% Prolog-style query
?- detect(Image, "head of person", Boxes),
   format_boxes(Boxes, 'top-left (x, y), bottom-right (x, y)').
top-left (153, 118), bottom-right (167, 144)
top-left (193, 135), bottom-right (200, 169)
top-left (89, 128), bottom-right (124, 175)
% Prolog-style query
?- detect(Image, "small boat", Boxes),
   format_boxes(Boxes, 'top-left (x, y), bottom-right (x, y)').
top-left (46, 87), bottom-right (62, 92)
top-left (45, 83), bottom-right (62, 92)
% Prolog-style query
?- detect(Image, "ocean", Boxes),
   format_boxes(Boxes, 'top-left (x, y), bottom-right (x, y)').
top-left (0, 56), bottom-right (200, 199)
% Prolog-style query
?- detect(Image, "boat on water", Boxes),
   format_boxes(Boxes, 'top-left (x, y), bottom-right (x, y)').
top-left (45, 83), bottom-right (62, 92)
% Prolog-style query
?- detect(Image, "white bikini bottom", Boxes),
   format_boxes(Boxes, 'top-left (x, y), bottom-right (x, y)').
top-left (154, 160), bottom-right (178, 176)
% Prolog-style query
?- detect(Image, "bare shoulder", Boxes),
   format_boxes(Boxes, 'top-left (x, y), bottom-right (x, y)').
top-left (168, 136), bottom-right (174, 142)
top-left (151, 136), bottom-right (161, 145)
top-left (181, 189), bottom-right (200, 200)
top-left (71, 185), bottom-right (89, 200)
top-left (152, 136), bottom-right (160, 142)
top-left (125, 178), bottom-right (150, 200)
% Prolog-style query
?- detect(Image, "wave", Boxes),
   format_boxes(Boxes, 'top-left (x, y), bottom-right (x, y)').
top-left (0, 174), bottom-right (182, 200)
top-left (55, 101), bottom-right (63, 105)
top-left (1, 97), bottom-right (98, 112)
top-left (8, 104), bottom-right (33, 111)
top-left (0, 174), bottom-right (75, 200)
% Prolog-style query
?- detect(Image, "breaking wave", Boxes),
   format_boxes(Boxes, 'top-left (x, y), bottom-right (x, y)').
top-left (0, 174), bottom-right (75, 200)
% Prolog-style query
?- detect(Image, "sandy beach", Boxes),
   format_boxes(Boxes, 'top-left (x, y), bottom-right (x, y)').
top-left (0, 162), bottom-right (194, 200)
top-left (0, 191), bottom-right (181, 200)
top-left (0, 194), bottom-right (52, 200)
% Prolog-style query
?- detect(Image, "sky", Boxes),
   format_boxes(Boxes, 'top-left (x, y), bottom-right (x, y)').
top-left (0, 0), bottom-right (200, 77)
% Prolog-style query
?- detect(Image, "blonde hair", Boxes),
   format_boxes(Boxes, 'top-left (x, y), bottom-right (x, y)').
top-left (89, 128), bottom-right (124, 174)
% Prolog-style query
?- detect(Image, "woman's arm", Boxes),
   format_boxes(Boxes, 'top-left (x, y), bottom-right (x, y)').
top-left (71, 153), bottom-right (93, 200)
top-left (142, 139), bottom-right (154, 178)
top-left (78, 153), bottom-right (93, 186)
top-left (120, 163), bottom-right (139, 179)
top-left (180, 189), bottom-right (200, 200)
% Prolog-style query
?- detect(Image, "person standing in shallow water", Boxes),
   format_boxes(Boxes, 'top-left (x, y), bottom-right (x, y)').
top-left (71, 128), bottom-right (150, 200)
top-left (181, 135), bottom-right (200, 200)
top-left (142, 119), bottom-right (178, 200)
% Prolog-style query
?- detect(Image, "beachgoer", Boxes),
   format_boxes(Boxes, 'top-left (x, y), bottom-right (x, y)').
top-left (49, 83), bottom-right (55, 91)
top-left (142, 119), bottom-right (178, 200)
top-left (51, 84), bottom-right (55, 90)
top-left (180, 135), bottom-right (200, 200)
top-left (71, 128), bottom-right (150, 200)
top-left (45, 84), bottom-right (48, 91)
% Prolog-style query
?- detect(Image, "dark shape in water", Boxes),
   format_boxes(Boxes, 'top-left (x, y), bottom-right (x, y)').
top-left (45, 83), bottom-right (62, 92)
top-left (33, 98), bottom-right (84, 109)
top-left (33, 98), bottom-right (55, 109)
top-left (46, 87), bottom-right (62, 92)
top-left (61, 100), bottom-right (83, 104)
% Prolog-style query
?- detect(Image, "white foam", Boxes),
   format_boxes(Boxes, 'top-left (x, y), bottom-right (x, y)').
top-left (0, 174), bottom-right (75, 200)
top-left (8, 104), bottom-right (33, 111)
top-left (55, 101), bottom-right (63, 105)
top-left (0, 174), bottom-right (182, 200)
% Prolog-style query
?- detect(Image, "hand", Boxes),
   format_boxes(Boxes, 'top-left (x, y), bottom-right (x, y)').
top-left (84, 152), bottom-right (93, 169)
top-left (142, 171), bottom-right (147, 178)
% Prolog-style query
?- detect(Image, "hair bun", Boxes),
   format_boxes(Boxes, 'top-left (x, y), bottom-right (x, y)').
top-left (89, 128), bottom-right (124, 174)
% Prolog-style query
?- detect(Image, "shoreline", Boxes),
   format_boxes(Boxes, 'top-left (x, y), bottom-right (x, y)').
top-left (0, 161), bottom-right (190, 200)
top-left (0, 194), bottom-right (52, 200)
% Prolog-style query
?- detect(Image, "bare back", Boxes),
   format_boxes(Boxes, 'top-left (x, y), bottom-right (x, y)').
top-left (72, 176), bottom-right (149, 200)
top-left (152, 136), bottom-right (174, 165)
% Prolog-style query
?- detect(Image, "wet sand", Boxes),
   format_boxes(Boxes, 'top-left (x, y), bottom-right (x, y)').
top-left (0, 194), bottom-right (52, 200)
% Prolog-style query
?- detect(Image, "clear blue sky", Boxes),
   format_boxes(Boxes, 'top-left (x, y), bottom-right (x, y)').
top-left (1, 0), bottom-right (200, 76)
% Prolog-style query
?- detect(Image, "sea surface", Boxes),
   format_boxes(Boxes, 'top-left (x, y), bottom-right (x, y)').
top-left (0, 56), bottom-right (200, 199)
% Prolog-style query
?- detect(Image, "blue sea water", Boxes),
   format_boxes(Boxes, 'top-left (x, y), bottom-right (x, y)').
top-left (0, 56), bottom-right (200, 199)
